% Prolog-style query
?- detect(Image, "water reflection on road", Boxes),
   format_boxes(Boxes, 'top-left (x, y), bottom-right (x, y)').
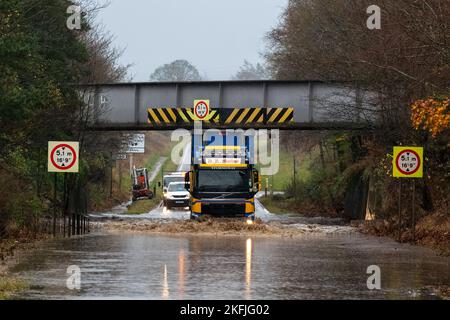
top-left (11, 232), bottom-right (450, 300)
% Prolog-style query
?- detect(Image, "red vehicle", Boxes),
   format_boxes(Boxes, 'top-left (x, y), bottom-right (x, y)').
top-left (132, 167), bottom-right (153, 201)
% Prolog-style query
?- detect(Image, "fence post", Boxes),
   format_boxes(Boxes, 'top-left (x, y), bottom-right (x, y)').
top-left (53, 173), bottom-right (57, 237)
top-left (110, 152), bottom-right (114, 199)
top-left (412, 179), bottom-right (416, 242)
top-left (398, 179), bottom-right (402, 241)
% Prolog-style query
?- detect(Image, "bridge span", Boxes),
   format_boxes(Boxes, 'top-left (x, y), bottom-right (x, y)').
top-left (79, 80), bottom-right (377, 131)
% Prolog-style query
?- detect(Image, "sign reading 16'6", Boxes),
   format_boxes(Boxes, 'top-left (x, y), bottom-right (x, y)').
top-left (48, 141), bottom-right (79, 173)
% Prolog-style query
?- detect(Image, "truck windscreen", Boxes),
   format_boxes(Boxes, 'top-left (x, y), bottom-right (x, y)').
top-left (197, 169), bottom-right (250, 192)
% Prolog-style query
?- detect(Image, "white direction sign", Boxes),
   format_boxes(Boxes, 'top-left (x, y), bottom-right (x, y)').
top-left (113, 153), bottom-right (127, 161)
top-left (48, 141), bottom-right (79, 173)
top-left (122, 133), bottom-right (145, 154)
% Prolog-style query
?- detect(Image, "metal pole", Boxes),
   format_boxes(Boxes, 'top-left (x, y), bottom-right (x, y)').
top-left (265, 178), bottom-right (268, 197)
top-left (63, 173), bottom-right (67, 237)
top-left (293, 156), bottom-right (296, 200)
top-left (118, 160), bottom-right (122, 192)
top-left (129, 153), bottom-right (133, 175)
top-left (53, 173), bottom-right (57, 237)
top-left (77, 177), bottom-right (81, 235)
top-left (110, 157), bottom-right (113, 198)
top-left (398, 179), bottom-right (402, 241)
top-left (72, 213), bottom-right (76, 236)
top-left (412, 179), bottom-right (416, 242)
top-left (271, 175), bottom-right (274, 197)
top-left (68, 213), bottom-right (71, 237)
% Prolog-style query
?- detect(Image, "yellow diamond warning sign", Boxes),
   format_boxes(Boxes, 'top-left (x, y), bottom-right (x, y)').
top-left (393, 146), bottom-right (423, 178)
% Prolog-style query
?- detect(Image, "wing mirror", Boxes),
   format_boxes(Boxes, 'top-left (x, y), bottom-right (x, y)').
top-left (252, 169), bottom-right (260, 192)
top-left (184, 171), bottom-right (191, 191)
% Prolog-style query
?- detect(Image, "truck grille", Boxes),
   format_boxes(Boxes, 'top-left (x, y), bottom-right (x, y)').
top-left (202, 203), bottom-right (246, 217)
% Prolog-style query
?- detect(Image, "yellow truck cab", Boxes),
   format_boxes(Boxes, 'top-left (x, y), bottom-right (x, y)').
top-left (185, 131), bottom-right (260, 221)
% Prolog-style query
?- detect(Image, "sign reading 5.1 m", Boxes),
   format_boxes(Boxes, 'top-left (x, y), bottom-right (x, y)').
top-left (48, 141), bottom-right (79, 173)
top-left (393, 146), bottom-right (423, 178)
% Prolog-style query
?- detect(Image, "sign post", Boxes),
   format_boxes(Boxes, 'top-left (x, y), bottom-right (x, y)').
top-left (392, 146), bottom-right (423, 242)
top-left (121, 134), bottom-right (145, 176)
top-left (48, 141), bottom-right (79, 237)
top-left (398, 179), bottom-right (402, 241)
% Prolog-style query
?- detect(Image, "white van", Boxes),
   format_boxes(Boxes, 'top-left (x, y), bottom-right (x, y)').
top-left (163, 181), bottom-right (189, 209)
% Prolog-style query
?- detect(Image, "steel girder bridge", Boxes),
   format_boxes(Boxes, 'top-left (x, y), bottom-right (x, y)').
top-left (78, 80), bottom-right (377, 131)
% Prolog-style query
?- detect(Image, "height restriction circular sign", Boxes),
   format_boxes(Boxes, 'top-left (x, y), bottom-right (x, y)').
top-left (48, 141), bottom-right (79, 173)
top-left (194, 99), bottom-right (210, 120)
top-left (393, 146), bottom-right (423, 178)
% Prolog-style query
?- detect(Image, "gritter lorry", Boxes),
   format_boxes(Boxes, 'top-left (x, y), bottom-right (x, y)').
top-left (185, 130), bottom-right (260, 221)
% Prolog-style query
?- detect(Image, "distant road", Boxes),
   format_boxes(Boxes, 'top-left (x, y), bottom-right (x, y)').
top-left (177, 144), bottom-right (190, 172)
top-left (148, 156), bottom-right (167, 183)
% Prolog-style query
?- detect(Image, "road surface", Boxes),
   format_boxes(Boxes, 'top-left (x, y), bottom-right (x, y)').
top-left (10, 231), bottom-right (450, 299)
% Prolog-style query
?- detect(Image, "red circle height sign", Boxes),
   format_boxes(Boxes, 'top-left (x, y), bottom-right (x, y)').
top-left (194, 100), bottom-right (209, 119)
top-left (395, 149), bottom-right (420, 175)
top-left (50, 144), bottom-right (77, 170)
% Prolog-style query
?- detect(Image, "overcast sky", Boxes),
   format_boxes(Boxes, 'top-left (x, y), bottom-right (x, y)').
top-left (97, 0), bottom-right (288, 81)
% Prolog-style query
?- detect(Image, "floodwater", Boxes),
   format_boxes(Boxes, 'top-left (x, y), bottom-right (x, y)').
top-left (21, 144), bottom-right (447, 300)
top-left (10, 230), bottom-right (450, 300)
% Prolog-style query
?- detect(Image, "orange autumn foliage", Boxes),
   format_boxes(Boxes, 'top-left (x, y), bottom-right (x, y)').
top-left (411, 97), bottom-right (450, 138)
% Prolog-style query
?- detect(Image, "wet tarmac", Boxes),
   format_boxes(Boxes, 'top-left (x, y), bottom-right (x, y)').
top-left (9, 223), bottom-right (450, 300)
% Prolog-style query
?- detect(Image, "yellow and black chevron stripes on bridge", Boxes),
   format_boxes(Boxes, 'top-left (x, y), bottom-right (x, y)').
top-left (147, 107), bottom-right (294, 126)
top-left (147, 108), bottom-right (220, 125)
top-left (224, 107), bottom-right (265, 124)
top-left (266, 107), bottom-right (294, 123)
top-left (223, 107), bottom-right (294, 124)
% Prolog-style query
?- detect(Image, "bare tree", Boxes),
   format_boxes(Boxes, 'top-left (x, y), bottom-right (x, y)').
top-left (232, 60), bottom-right (271, 80)
top-left (150, 60), bottom-right (202, 82)
top-left (267, 0), bottom-right (450, 133)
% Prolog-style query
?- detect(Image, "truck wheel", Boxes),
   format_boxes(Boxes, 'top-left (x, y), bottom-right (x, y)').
top-left (190, 213), bottom-right (196, 220)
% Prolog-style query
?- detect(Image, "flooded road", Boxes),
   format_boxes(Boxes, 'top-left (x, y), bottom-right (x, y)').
top-left (10, 231), bottom-right (450, 300)
top-left (13, 146), bottom-right (449, 300)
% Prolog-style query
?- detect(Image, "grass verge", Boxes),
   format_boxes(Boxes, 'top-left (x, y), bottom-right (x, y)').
top-left (259, 195), bottom-right (294, 214)
top-left (125, 195), bottom-right (163, 215)
top-left (0, 277), bottom-right (27, 300)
